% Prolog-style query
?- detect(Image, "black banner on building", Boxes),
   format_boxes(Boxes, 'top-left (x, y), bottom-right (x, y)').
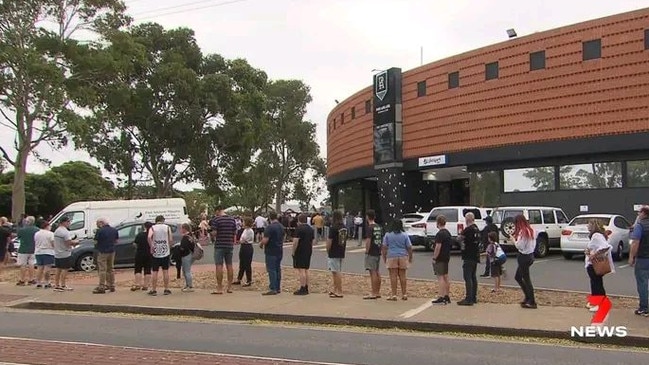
top-left (373, 68), bottom-right (402, 165)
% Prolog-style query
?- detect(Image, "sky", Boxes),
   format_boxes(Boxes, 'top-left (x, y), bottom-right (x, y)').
top-left (1, 0), bottom-right (647, 193)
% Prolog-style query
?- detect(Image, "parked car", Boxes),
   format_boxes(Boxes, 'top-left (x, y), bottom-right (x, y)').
top-left (402, 211), bottom-right (432, 250)
top-left (71, 221), bottom-right (183, 272)
top-left (425, 206), bottom-right (489, 250)
top-left (491, 206), bottom-right (570, 258)
top-left (560, 214), bottom-right (632, 261)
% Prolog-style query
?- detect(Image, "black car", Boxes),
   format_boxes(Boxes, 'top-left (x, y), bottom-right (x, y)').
top-left (72, 221), bottom-right (183, 272)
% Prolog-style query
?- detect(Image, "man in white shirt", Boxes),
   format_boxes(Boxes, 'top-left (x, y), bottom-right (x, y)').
top-left (53, 216), bottom-right (78, 292)
top-left (254, 215), bottom-right (267, 243)
top-left (147, 215), bottom-right (173, 296)
top-left (34, 220), bottom-right (56, 288)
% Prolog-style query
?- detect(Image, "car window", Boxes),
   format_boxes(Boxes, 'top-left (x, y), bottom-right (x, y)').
top-left (528, 210), bottom-right (542, 224)
top-left (167, 224), bottom-right (178, 233)
top-left (555, 210), bottom-right (569, 224)
top-left (542, 210), bottom-right (556, 224)
top-left (463, 208), bottom-right (481, 220)
top-left (58, 211), bottom-right (85, 230)
top-left (430, 208), bottom-right (458, 223)
top-left (569, 217), bottom-right (609, 226)
top-left (403, 214), bottom-right (424, 222)
top-left (117, 225), bottom-right (135, 239)
top-left (614, 216), bottom-right (631, 229)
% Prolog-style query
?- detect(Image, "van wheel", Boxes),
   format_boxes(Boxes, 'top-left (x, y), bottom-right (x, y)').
top-left (77, 253), bottom-right (96, 272)
top-left (500, 217), bottom-right (515, 239)
top-left (612, 242), bottom-right (623, 262)
top-left (423, 238), bottom-right (433, 251)
top-left (535, 236), bottom-right (549, 258)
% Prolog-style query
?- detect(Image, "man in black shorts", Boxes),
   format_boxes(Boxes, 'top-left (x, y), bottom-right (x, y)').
top-left (432, 215), bottom-right (452, 304)
top-left (292, 214), bottom-right (314, 295)
top-left (147, 216), bottom-right (173, 296)
top-left (132, 222), bottom-right (153, 291)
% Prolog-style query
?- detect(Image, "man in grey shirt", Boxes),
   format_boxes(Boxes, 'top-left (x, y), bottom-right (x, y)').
top-left (53, 216), bottom-right (78, 292)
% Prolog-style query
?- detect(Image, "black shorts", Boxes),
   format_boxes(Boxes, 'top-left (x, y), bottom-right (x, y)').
top-left (134, 254), bottom-right (153, 275)
top-left (55, 256), bottom-right (73, 270)
top-left (151, 256), bottom-right (170, 272)
top-left (490, 262), bottom-right (503, 277)
top-left (293, 252), bottom-right (312, 269)
top-left (255, 228), bottom-right (264, 235)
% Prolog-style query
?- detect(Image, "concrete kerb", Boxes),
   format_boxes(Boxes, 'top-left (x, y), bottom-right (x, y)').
top-left (11, 301), bottom-right (649, 349)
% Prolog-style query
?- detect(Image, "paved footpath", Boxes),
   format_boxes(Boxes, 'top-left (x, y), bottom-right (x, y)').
top-left (0, 337), bottom-right (340, 365)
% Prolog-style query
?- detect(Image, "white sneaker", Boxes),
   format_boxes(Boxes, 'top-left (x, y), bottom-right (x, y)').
top-left (589, 305), bottom-right (599, 312)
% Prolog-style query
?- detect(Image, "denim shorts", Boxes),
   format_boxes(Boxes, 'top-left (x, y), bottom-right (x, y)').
top-left (214, 247), bottom-right (233, 266)
top-left (327, 257), bottom-right (343, 272)
top-left (35, 254), bottom-right (55, 266)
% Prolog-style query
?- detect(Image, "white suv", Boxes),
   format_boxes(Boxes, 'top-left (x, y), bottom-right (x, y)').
top-left (425, 206), bottom-right (490, 250)
top-left (491, 206), bottom-right (570, 258)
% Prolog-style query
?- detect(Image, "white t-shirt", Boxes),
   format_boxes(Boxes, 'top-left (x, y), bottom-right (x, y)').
top-left (150, 223), bottom-right (171, 258)
top-left (34, 229), bottom-right (55, 256)
top-left (240, 228), bottom-right (254, 244)
top-left (254, 216), bottom-right (267, 228)
top-left (53, 226), bottom-right (72, 259)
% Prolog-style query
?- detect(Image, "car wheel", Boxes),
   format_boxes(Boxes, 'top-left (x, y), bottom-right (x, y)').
top-left (612, 242), bottom-right (623, 262)
top-left (77, 253), bottom-right (96, 272)
top-left (500, 217), bottom-right (515, 239)
top-left (562, 252), bottom-right (573, 260)
top-left (424, 238), bottom-right (433, 251)
top-left (535, 236), bottom-right (549, 258)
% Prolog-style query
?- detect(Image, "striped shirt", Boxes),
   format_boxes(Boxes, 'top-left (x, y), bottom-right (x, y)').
top-left (213, 215), bottom-right (237, 250)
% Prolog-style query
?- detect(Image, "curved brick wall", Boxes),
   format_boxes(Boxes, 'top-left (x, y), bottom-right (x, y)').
top-left (327, 8), bottom-right (649, 178)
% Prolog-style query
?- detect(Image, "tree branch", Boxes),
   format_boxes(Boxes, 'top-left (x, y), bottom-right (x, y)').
top-left (0, 108), bottom-right (17, 129)
top-left (0, 145), bottom-right (16, 166)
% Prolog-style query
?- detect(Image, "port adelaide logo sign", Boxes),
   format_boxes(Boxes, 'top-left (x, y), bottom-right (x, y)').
top-left (374, 70), bottom-right (388, 101)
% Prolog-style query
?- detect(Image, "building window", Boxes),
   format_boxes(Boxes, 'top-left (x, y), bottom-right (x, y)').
top-left (627, 160), bottom-right (649, 187)
top-left (503, 167), bottom-right (555, 192)
top-left (583, 39), bottom-right (601, 60)
top-left (333, 118), bottom-right (337, 129)
top-left (365, 100), bottom-right (371, 113)
top-left (351, 106), bottom-right (355, 119)
top-left (469, 171), bottom-right (501, 206)
top-left (448, 71), bottom-right (459, 89)
top-left (559, 162), bottom-right (622, 190)
top-left (530, 50), bottom-right (546, 71)
top-left (485, 62), bottom-right (499, 80)
top-left (340, 112), bottom-right (344, 125)
top-left (417, 80), bottom-right (426, 97)
top-left (645, 29), bottom-right (649, 50)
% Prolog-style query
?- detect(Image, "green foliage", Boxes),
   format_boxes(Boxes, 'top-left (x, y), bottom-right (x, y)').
top-left (50, 161), bottom-right (115, 203)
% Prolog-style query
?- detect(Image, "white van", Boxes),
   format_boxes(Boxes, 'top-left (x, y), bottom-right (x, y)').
top-left (49, 198), bottom-right (189, 239)
top-left (425, 206), bottom-right (490, 250)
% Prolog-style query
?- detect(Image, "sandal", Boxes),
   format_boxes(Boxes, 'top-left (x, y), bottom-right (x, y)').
top-left (329, 293), bottom-right (343, 298)
top-left (130, 285), bottom-right (141, 292)
top-left (211, 290), bottom-right (223, 295)
top-left (401, 295), bottom-right (408, 301)
top-left (363, 295), bottom-right (378, 300)
top-left (386, 296), bottom-right (397, 301)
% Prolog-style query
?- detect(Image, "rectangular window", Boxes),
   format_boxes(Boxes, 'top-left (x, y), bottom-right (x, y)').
top-left (583, 39), bottom-right (601, 61)
top-left (351, 106), bottom-right (356, 119)
top-left (528, 210), bottom-right (542, 225)
top-left (559, 162), bottom-right (622, 189)
top-left (542, 210), bottom-right (556, 224)
top-left (417, 80), bottom-right (426, 97)
top-left (627, 160), bottom-right (649, 187)
top-left (485, 62), bottom-right (499, 80)
top-left (503, 167), bottom-right (555, 192)
top-left (645, 29), bottom-right (649, 50)
top-left (469, 171), bottom-right (501, 207)
top-left (448, 71), bottom-right (459, 89)
top-left (333, 118), bottom-right (337, 129)
top-left (365, 100), bottom-right (371, 113)
top-left (530, 50), bottom-right (546, 71)
top-left (340, 112), bottom-right (344, 124)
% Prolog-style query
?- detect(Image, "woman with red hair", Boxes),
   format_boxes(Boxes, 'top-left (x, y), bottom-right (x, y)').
top-left (511, 215), bottom-right (537, 309)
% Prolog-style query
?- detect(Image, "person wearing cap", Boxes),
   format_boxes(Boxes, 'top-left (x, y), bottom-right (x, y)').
top-left (629, 206), bottom-right (649, 316)
top-left (53, 216), bottom-right (79, 292)
top-left (480, 216), bottom-right (499, 277)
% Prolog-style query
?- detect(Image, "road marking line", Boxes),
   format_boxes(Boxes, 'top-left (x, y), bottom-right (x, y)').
top-left (618, 264), bottom-right (630, 269)
top-left (348, 248), bottom-right (365, 253)
top-left (399, 301), bottom-right (432, 319)
top-left (0, 336), bottom-right (361, 365)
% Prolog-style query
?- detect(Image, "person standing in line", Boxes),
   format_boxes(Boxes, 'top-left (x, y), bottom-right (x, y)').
top-left (211, 206), bottom-right (237, 294)
top-left (34, 220), bottom-right (56, 289)
top-left (53, 216), bottom-right (78, 292)
top-left (431, 215), bottom-right (452, 304)
top-left (292, 214), bottom-right (314, 295)
top-left (132, 222), bottom-right (153, 291)
top-left (0, 217), bottom-right (11, 270)
top-left (312, 213), bottom-right (324, 242)
top-left (363, 210), bottom-right (383, 300)
top-left (485, 232), bottom-right (504, 293)
top-left (354, 213), bottom-right (364, 246)
top-left (198, 214), bottom-right (210, 247)
top-left (584, 219), bottom-right (615, 312)
top-left (458, 212), bottom-right (481, 306)
top-left (629, 206), bottom-right (649, 316)
top-left (234, 217), bottom-right (254, 287)
top-left (179, 223), bottom-right (196, 292)
top-left (93, 218), bottom-right (118, 294)
top-left (511, 215), bottom-right (537, 309)
top-left (381, 219), bottom-right (413, 301)
top-left (480, 216), bottom-right (499, 277)
top-left (326, 210), bottom-right (347, 299)
top-left (260, 212), bottom-right (284, 295)
top-left (16, 216), bottom-right (38, 286)
top-left (147, 215), bottom-right (173, 296)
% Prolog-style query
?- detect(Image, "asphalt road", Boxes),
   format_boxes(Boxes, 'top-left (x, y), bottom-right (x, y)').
top-left (0, 311), bottom-right (645, 365)
top-left (197, 241), bottom-right (639, 297)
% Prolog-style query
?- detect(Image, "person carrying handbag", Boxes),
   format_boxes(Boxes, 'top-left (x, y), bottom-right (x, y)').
top-left (584, 219), bottom-right (615, 312)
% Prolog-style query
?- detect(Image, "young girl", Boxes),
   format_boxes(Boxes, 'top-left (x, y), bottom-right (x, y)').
top-left (486, 231), bottom-right (503, 293)
top-left (179, 223), bottom-right (195, 292)
top-left (234, 217), bottom-right (254, 286)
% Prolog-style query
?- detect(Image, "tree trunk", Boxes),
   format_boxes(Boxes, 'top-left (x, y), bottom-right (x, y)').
top-left (11, 148), bottom-right (29, 221)
top-left (275, 184), bottom-right (282, 214)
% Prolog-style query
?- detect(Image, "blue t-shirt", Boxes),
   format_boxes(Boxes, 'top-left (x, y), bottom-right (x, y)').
top-left (264, 221), bottom-right (285, 257)
top-left (382, 232), bottom-right (412, 258)
top-left (631, 224), bottom-right (643, 241)
top-left (95, 225), bottom-right (118, 254)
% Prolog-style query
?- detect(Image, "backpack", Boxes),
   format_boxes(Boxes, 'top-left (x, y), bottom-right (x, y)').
top-left (494, 243), bottom-right (507, 264)
top-left (192, 237), bottom-right (204, 261)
